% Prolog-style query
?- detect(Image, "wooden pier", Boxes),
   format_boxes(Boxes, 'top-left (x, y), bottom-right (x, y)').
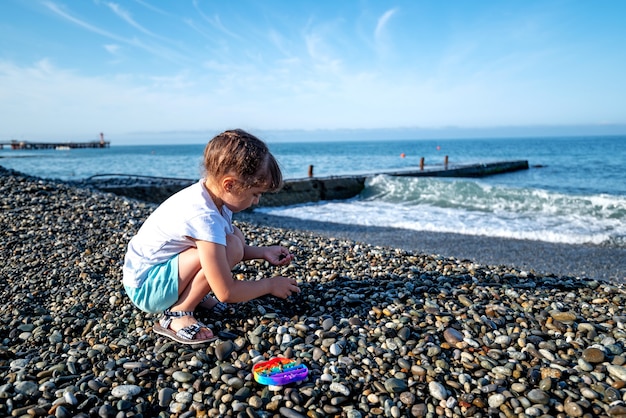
top-left (86, 160), bottom-right (529, 207)
top-left (0, 133), bottom-right (110, 150)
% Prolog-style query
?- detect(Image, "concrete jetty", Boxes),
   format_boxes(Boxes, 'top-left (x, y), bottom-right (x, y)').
top-left (259, 160), bottom-right (529, 207)
top-left (0, 133), bottom-right (110, 150)
top-left (85, 160), bottom-right (529, 207)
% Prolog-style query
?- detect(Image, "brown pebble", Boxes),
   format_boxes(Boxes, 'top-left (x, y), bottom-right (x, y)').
top-left (541, 367), bottom-right (562, 379)
top-left (550, 311), bottom-right (577, 323)
top-left (564, 400), bottom-right (584, 417)
top-left (472, 397), bottom-right (486, 408)
top-left (582, 347), bottom-right (605, 364)
top-left (443, 327), bottom-right (464, 344)
top-left (611, 380), bottom-right (626, 389)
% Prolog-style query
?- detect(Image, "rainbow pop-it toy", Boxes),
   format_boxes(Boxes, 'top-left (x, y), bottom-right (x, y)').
top-left (252, 357), bottom-right (309, 386)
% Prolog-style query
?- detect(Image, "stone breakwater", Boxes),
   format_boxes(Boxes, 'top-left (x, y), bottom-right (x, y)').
top-left (1, 166), bottom-right (626, 418)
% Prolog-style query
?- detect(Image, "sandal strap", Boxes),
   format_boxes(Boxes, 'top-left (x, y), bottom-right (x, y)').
top-left (159, 309), bottom-right (196, 329)
top-left (163, 309), bottom-right (195, 317)
top-left (200, 294), bottom-right (231, 315)
top-left (177, 323), bottom-right (204, 340)
top-left (212, 301), bottom-right (229, 315)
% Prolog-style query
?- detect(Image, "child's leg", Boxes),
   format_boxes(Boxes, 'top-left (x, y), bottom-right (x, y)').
top-left (170, 232), bottom-right (245, 317)
top-left (158, 247), bottom-right (210, 340)
top-left (162, 269), bottom-right (214, 339)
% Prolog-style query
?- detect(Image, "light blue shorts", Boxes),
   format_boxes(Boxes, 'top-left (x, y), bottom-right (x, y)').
top-left (124, 256), bottom-right (179, 314)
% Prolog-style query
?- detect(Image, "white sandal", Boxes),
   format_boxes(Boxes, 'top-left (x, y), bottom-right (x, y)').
top-left (153, 310), bottom-right (217, 345)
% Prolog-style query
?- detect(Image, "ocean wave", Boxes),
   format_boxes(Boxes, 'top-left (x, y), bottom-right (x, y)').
top-left (258, 176), bottom-right (626, 247)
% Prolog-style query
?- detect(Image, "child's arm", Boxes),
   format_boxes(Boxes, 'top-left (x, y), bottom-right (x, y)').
top-left (234, 226), bottom-right (294, 265)
top-left (196, 240), bottom-right (299, 303)
top-left (244, 244), bottom-right (294, 265)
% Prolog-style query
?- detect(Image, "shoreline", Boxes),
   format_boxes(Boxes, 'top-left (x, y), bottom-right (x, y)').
top-left (235, 211), bottom-right (626, 283)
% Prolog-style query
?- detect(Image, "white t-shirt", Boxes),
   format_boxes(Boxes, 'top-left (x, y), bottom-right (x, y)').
top-left (123, 179), bottom-right (234, 288)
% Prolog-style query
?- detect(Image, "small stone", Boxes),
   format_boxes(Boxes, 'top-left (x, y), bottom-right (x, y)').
top-left (122, 361), bottom-right (147, 370)
top-left (233, 386), bottom-right (251, 401)
top-left (488, 393), bottom-right (505, 408)
top-left (527, 388), bottom-right (550, 405)
top-left (443, 328), bottom-right (463, 345)
top-left (55, 405), bottom-right (71, 418)
top-left (607, 365), bottom-right (626, 381)
top-left (428, 381), bottom-right (447, 401)
top-left (159, 388), bottom-right (175, 407)
top-left (608, 404), bottom-right (626, 416)
top-left (63, 390), bottom-right (78, 405)
top-left (10, 359), bottom-right (29, 370)
top-left (14, 381), bottom-right (38, 396)
top-left (322, 317), bottom-right (334, 331)
top-left (172, 371), bottom-right (194, 383)
top-left (98, 404), bottom-right (116, 418)
top-left (457, 295), bottom-right (473, 307)
top-left (117, 399), bottom-right (132, 411)
top-left (278, 407), bottom-right (307, 418)
top-left (111, 384), bottom-right (141, 398)
top-left (329, 382), bottom-right (350, 396)
top-left (399, 391), bottom-right (416, 405)
top-left (564, 402), bottom-right (584, 417)
top-left (549, 311), bottom-right (577, 323)
top-left (330, 342), bottom-right (343, 356)
top-left (215, 340), bottom-right (235, 361)
top-left (582, 347), bottom-right (605, 363)
top-left (169, 402), bottom-right (186, 414)
top-left (347, 410), bottom-right (363, 418)
top-left (174, 391), bottom-right (193, 404)
top-left (320, 373), bottom-right (333, 382)
top-left (384, 378), bottom-right (408, 393)
top-left (249, 395), bottom-right (263, 408)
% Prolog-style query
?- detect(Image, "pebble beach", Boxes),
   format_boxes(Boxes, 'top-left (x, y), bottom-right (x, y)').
top-left (2, 165), bottom-right (626, 418)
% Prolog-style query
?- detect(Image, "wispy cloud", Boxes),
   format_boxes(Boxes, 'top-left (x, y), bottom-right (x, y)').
top-left (107, 2), bottom-right (158, 37)
top-left (132, 0), bottom-right (171, 17)
top-left (44, 1), bottom-right (125, 42)
top-left (103, 43), bottom-right (121, 59)
top-left (192, 0), bottom-right (243, 40)
top-left (44, 1), bottom-right (189, 65)
top-left (375, 8), bottom-right (397, 41)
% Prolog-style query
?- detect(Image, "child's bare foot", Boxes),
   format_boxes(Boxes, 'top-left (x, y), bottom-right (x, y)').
top-left (169, 315), bottom-right (214, 339)
top-left (154, 310), bottom-right (216, 345)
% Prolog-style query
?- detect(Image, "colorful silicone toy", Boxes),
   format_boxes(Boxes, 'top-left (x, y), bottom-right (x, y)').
top-left (253, 357), bottom-right (309, 385)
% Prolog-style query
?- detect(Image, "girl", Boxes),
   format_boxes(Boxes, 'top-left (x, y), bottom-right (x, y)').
top-left (123, 129), bottom-right (300, 344)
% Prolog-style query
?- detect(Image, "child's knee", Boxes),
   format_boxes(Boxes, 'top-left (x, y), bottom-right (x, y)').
top-left (226, 232), bottom-right (244, 267)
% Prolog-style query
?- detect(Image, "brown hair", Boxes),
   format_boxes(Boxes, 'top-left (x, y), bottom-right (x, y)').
top-left (203, 129), bottom-right (283, 192)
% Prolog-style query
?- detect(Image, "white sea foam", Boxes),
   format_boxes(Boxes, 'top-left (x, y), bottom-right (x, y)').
top-left (257, 176), bottom-right (626, 247)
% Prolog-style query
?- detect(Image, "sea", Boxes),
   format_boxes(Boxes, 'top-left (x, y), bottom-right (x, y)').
top-left (1, 135), bottom-right (625, 248)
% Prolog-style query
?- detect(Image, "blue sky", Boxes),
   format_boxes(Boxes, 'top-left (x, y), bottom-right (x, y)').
top-left (1, 0), bottom-right (625, 144)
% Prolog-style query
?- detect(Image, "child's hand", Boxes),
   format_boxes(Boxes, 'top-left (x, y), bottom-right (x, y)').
top-left (269, 276), bottom-right (300, 299)
top-left (265, 246), bottom-right (294, 266)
